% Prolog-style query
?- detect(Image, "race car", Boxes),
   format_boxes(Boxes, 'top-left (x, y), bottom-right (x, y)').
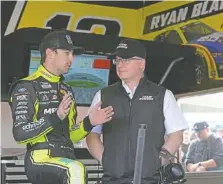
top-left (153, 20), bottom-right (223, 86)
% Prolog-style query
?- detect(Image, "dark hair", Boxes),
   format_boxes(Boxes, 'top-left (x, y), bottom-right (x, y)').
top-left (40, 48), bottom-right (58, 64)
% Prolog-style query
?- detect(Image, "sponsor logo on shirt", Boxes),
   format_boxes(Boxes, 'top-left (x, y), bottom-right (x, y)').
top-left (17, 95), bottom-right (28, 101)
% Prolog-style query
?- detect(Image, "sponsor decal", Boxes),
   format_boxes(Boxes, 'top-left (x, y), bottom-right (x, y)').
top-left (17, 88), bottom-right (26, 93)
top-left (50, 89), bottom-right (57, 94)
top-left (51, 94), bottom-right (58, 100)
top-left (117, 43), bottom-right (128, 49)
top-left (51, 100), bottom-right (59, 103)
top-left (16, 106), bottom-right (28, 110)
top-left (43, 108), bottom-right (58, 114)
top-left (196, 32), bottom-right (223, 42)
top-left (40, 94), bottom-right (49, 101)
top-left (15, 110), bottom-right (28, 115)
top-left (139, 95), bottom-right (154, 100)
top-left (14, 90), bottom-right (30, 96)
top-left (15, 115), bottom-right (27, 121)
top-left (17, 101), bottom-right (28, 106)
top-left (22, 118), bottom-right (44, 131)
top-left (39, 90), bottom-right (50, 94)
top-left (40, 71), bottom-right (53, 78)
top-left (14, 121), bottom-right (27, 127)
top-left (66, 34), bottom-right (73, 44)
top-left (72, 123), bottom-right (80, 130)
top-left (40, 101), bottom-right (50, 105)
top-left (40, 82), bottom-right (52, 89)
top-left (17, 95), bottom-right (28, 101)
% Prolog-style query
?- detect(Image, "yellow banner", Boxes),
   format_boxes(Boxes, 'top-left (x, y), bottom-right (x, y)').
top-left (16, 0), bottom-right (223, 41)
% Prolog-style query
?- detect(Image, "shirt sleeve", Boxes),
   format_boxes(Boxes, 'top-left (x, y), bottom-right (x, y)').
top-left (88, 90), bottom-right (103, 134)
top-left (68, 88), bottom-right (93, 143)
top-left (185, 140), bottom-right (197, 165)
top-left (9, 82), bottom-right (61, 144)
top-left (163, 89), bottom-right (189, 135)
top-left (211, 137), bottom-right (223, 167)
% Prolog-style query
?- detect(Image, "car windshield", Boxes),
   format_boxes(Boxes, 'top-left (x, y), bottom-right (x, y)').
top-left (181, 22), bottom-right (216, 42)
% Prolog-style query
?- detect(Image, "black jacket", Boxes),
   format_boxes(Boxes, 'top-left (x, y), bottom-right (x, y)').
top-left (8, 65), bottom-right (93, 158)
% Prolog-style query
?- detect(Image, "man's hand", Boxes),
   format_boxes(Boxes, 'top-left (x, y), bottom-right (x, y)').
top-left (57, 94), bottom-right (72, 120)
top-left (196, 166), bottom-right (206, 172)
top-left (89, 101), bottom-right (114, 125)
top-left (190, 163), bottom-right (207, 172)
top-left (187, 163), bottom-right (200, 172)
top-left (191, 163), bottom-right (199, 172)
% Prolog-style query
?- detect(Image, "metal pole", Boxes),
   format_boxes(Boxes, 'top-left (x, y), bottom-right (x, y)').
top-left (133, 124), bottom-right (147, 184)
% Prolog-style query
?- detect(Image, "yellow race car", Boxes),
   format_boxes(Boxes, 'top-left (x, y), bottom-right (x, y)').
top-left (152, 20), bottom-right (223, 86)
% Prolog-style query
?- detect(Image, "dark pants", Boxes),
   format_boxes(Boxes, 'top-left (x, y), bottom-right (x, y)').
top-left (101, 176), bottom-right (159, 184)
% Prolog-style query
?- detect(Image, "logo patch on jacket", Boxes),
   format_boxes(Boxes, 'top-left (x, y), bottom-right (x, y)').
top-left (139, 95), bottom-right (154, 100)
top-left (40, 82), bottom-right (52, 89)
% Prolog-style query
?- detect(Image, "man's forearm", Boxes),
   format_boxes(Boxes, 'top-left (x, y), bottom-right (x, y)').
top-left (86, 132), bottom-right (104, 162)
top-left (162, 130), bottom-right (183, 155)
top-left (186, 160), bottom-right (217, 172)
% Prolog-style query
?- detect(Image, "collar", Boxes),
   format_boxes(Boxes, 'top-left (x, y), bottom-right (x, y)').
top-left (122, 81), bottom-right (137, 98)
top-left (37, 65), bottom-right (61, 82)
top-left (121, 76), bottom-right (147, 98)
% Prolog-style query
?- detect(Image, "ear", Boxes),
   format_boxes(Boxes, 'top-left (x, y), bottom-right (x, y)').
top-left (140, 60), bottom-right (145, 71)
top-left (45, 48), bottom-right (54, 59)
